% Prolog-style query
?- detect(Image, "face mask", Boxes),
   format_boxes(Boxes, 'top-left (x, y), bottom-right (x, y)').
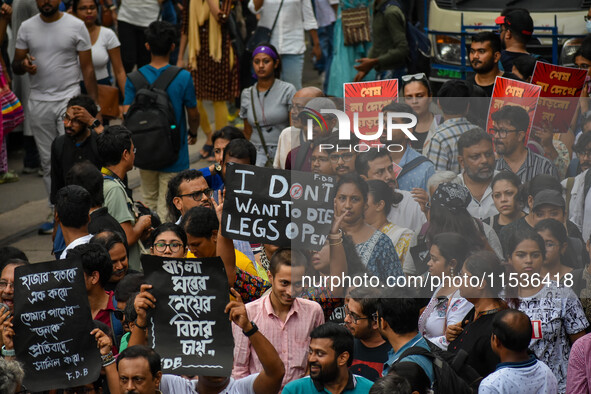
top-left (586, 20), bottom-right (591, 33)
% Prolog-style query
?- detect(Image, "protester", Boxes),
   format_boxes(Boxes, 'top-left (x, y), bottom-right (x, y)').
top-left (425, 80), bottom-right (476, 173)
top-left (532, 121), bottom-right (570, 179)
top-left (232, 248), bottom-right (325, 389)
top-left (505, 229), bottom-right (588, 393)
top-left (479, 309), bottom-right (558, 393)
top-left (73, 0), bottom-right (126, 96)
top-left (535, 219), bottom-right (574, 280)
top-left (447, 251), bottom-right (506, 378)
top-left (117, 0), bottom-right (160, 72)
top-left (56, 184), bottom-right (93, 259)
top-left (0, 358), bottom-right (24, 394)
top-left (418, 233), bottom-right (473, 350)
top-left (149, 222), bottom-right (187, 259)
top-left (97, 125), bottom-right (152, 271)
top-left (310, 136), bottom-right (337, 175)
top-left (495, 8), bottom-right (534, 72)
top-left (369, 371), bottom-right (413, 394)
top-left (568, 129), bottom-right (591, 177)
top-left (381, 102), bottom-right (435, 192)
top-left (198, 127), bottom-right (246, 191)
top-left (240, 44), bottom-right (296, 166)
top-left (13, 0), bottom-right (98, 233)
top-left (123, 21), bottom-right (199, 221)
top-left (90, 230), bottom-right (133, 291)
top-left (485, 171), bottom-right (525, 239)
top-left (511, 54), bottom-right (537, 83)
top-left (333, 173), bottom-right (404, 279)
top-left (345, 288), bottom-right (392, 382)
top-left (492, 105), bottom-right (558, 182)
top-left (567, 331), bottom-right (591, 392)
top-left (166, 169), bottom-right (212, 223)
top-left (283, 323), bottom-right (374, 393)
top-left (401, 73), bottom-right (440, 154)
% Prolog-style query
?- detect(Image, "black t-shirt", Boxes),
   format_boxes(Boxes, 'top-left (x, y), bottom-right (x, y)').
top-left (448, 308), bottom-right (500, 378)
top-left (349, 339), bottom-right (392, 382)
top-left (466, 72), bottom-right (520, 97)
top-left (500, 51), bottom-right (529, 73)
top-left (88, 207), bottom-right (126, 240)
top-left (410, 131), bottom-right (428, 154)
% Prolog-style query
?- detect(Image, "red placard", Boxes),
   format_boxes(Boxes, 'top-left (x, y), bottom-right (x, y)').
top-left (487, 76), bottom-right (542, 144)
top-left (530, 62), bottom-right (587, 133)
top-left (344, 79), bottom-right (398, 137)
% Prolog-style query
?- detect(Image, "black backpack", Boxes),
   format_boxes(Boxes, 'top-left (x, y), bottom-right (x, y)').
top-left (124, 66), bottom-right (182, 171)
top-left (397, 343), bottom-right (482, 393)
top-left (377, 0), bottom-right (431, 74)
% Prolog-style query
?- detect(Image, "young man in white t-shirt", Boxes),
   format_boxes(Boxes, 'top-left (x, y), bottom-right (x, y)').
top-left (12, 0), bottom-right (98, 232)
top-left (479, 309), bottom-right (557, 394)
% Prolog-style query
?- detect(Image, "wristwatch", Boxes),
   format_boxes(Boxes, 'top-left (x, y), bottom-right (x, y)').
top-left (89, 119), bottom-right (101, 129)
top-left (243, 321), bottom-right (258, 337)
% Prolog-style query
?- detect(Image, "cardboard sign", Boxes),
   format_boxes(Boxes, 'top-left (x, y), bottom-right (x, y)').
top-left (487, 76), bottom-right (542, 143)
top-left (344, 79), bottom-right (398, 136)
top-left (142, 255), bottom-right (233, 376)
top-left (531, 62), bottom-right (587, 133)
top-left (222, 163), bottom-right (336, 248)
top-left (13, 259), bottom-right (101, 392)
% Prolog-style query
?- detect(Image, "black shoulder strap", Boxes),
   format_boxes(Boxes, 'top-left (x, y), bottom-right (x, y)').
top-left (399, 345), bottom-right (434, 361)
top-left (151, 66), bottom-right (182, 91)
top-left (128, 70), bottom-right (149, 91)
top-left (398, 155), bottom-right (430, 179)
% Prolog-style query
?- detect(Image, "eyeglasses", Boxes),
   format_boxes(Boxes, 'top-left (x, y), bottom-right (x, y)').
top-left (401, 73), bottom-right (427, 83)
top-left (329, 152), bottom-right (355, 163)
top-left (153, 241), bottom-right (184, 253)
top-left (490, 127), bottom-right (520, 138)
top-left (344, 304), bottom-right (370, 324)
top-left (178, 188), bottom-right (214, 201)
top-left (0, 281), bottom-right (15, 291)
top-left (575, 63), bottom-right (591, 70)
top-left (61, 113), bottom-right (82, 126)
top-left (577, 150), bottom-right (591, 158)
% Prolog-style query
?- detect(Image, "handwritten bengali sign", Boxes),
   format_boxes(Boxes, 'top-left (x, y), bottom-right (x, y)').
top-left (222, 163), bottom-right (335, 248)
top-left (531, 62), bottom-right (587, 133)
top-left (13, 259), bottom-right (100, 392)
top-left (344, 79), bottom-right (398, 136)
top-left (142, 255), bottom-right (233, 376)
top-left (487, 76), bottom-right (542, 144)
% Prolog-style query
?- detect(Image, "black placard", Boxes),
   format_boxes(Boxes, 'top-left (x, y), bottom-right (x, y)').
top-left (141, 255), bottom-right (233, 376)
top-left (222, 163), bottom-right (336, 248)
top-left (13, 259), bottom-right (101, 392)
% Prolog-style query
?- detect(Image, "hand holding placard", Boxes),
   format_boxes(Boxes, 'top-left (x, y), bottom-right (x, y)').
top-left (134, 284), bottom-right (156, 329)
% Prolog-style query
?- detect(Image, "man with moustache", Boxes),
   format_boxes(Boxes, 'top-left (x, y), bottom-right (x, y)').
top-left (283, 323), bottom-right (373, 393)
top-left (455, 128), bottom-right (498, 220)
top-left (50, 95), bottom-right (103, 206)
top-left (466, 32), bottom-right (519, 97)
top-left (13, 0), bottom-right (98, 234)
top-left (492, 105), bottom-right (558, 182)
top-left (345, 288), bottom-right (392, 382)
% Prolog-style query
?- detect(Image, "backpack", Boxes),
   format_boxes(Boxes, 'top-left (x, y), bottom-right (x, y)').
top-left (124, 66), bottom-right (182, 171)
top-left (377, 0), bottom-right (431, 74)
top-left (397, 342), bottom-right (482, 394)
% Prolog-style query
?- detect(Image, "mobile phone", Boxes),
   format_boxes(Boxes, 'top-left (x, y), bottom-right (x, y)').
top-left (0, 302), bottom-right (11, 317)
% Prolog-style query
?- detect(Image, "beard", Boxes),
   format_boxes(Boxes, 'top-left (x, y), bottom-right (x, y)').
top-left (472, 58), bottom-right (496, 74)
top-left (39, 3), bottom-right (59, 17)
top-left (465, 165), bottom-right (494, 182)
top-left (310, 360), bottom-right (340, 385)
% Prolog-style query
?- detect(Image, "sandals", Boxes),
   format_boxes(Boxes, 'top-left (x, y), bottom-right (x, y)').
top-left (199, 144), bottom-right (214, 160)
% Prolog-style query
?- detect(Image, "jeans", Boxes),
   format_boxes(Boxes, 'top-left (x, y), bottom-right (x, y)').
top-left (280, 54), bottom-right (304, 90)
top-left (318, 23), bottom-right (335, 93)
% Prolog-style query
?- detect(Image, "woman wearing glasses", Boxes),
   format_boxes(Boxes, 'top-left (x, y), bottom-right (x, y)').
top-left (150, 223), bottom-right (188, 259)
top-left (401, 73), bottom-right (440, 154)
top-left (418, 232), bottom-right (473, 351)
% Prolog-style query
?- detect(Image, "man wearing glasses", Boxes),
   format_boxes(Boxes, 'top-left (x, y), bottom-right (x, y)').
top-left (492, 105), bottom-right (558, 183)
top-left (345, 288), bottom-right (392, 382)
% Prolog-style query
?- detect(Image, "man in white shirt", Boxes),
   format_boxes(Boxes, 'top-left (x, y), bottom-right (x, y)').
top-left (479, 309), bottom-right (557, 394)
top-left (455, 128), bottom-right (498, 220)
top-left (13, 0), bottom-right (98, 229)
top-left (56, 185), bottom-right (93, 259)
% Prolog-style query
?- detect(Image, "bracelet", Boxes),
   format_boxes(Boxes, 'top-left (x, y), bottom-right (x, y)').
top-left (327, 229), bottom-right (342, 240)
top-left (1, 345), bottom-right (15, 357)
top-left (101, 351), bottom-right (114, 366)
top-left (329, 239), bottom-right (343, 246)
top-left (134, 320), bottom-right (148, 330)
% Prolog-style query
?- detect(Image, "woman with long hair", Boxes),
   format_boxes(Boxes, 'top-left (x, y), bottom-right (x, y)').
top-left (418, 233), bottom-right (474, 350)
top-left (401, 73), bottom-right (440, 154)
top-left (486, 171), bottom-right (525, 238)
top-left (505, 229), bottom-right (588, 393)
top-left (534, 218), bottom-right (573, 280)
top-left (333, 173), bottom-right (403, 280)
top-left (239, 44), bottom-right (296, 166)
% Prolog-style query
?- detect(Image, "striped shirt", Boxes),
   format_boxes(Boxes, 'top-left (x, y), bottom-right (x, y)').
top-left (495, 148), bottom-right (559, 183)
top-left (232, 293), bottom-right (325, 389)
top-left (425, 117), bottom-right (477, 173)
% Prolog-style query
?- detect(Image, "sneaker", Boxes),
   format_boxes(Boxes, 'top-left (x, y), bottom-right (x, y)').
top-left (0, 171), bottom-right (19, 184)
top-left (22, 166), bottom-right (40, 174)
top-left (38, 220), bottom-right (54, 235)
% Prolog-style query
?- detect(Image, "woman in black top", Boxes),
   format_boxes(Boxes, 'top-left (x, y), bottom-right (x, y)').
top-left (447, 250), bottom-right (507, 378)
top-left (485, 171), bottom-right (525, 239)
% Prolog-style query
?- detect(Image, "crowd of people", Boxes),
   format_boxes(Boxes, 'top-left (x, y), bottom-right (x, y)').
top-left (3, 0), bottom-right (591, 393)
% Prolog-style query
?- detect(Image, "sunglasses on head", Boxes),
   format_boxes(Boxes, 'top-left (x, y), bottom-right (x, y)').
top-left (401, 73), bottom-right (428, 83)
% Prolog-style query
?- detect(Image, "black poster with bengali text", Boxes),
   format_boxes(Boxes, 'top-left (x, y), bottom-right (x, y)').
top-left (13, 259), bottom-right (101, 392)
top-left (222, 163), bottom-right (336, 248)
top-left (141, 255), bottom-right (233, 376)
